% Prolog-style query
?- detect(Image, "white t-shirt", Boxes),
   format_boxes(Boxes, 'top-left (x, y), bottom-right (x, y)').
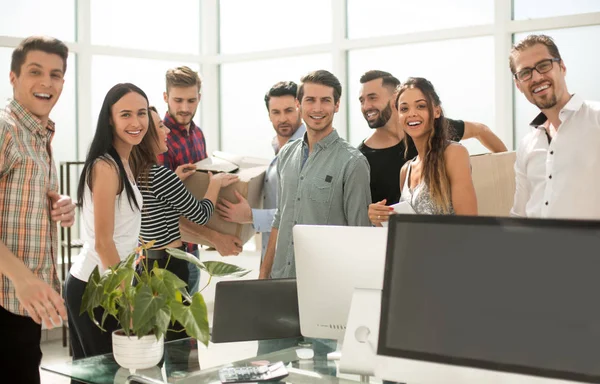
top-left (70, 159), bottom-right (143, 282)
top-left (511, 94), bottom-right (600, 220)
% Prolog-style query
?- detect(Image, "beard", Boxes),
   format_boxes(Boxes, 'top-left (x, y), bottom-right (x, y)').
top-left (366, 101), bottom-right (393, 129)
top-left (168, 106), bottom-right (196, 125)
top-left (534, 93), bottom-right (558, 110)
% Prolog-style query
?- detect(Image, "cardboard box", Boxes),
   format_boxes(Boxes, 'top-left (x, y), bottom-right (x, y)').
top-left (180, 153), bottom-right (269, 247)
top-left (470, 151), bottom-right (517, 217)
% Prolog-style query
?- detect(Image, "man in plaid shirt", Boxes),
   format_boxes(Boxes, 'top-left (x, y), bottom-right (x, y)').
top-left (0, 36), bottom-right (76, 383)
top-left (159, 66), bottom-right (243, 294)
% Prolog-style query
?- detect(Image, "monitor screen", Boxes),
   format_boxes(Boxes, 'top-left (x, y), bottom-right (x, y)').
top-left (378, 215), bottom-right (600, 383)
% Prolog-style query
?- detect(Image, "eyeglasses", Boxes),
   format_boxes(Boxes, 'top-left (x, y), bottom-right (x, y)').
top-left (514, 58), bottom-right (561, 82)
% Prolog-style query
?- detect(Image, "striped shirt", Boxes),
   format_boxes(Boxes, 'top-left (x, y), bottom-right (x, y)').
top-left (157, 112), bottom-right (207, 253)
top-left (0, 99), bottom-right (59, 316)
top-left (139, 164), bottom-right (214, 248)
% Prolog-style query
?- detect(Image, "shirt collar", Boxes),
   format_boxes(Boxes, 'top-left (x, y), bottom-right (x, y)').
top-left (163, 111), bottom-right (197, 136)
top-left (302, 128), bottom-right (339, 150)
top-left (529, 93), bottom-right (584, 129)
top-left (272, 124), bottom-right (307, 154)
top-left (8, 99), bottom-right (55, 136)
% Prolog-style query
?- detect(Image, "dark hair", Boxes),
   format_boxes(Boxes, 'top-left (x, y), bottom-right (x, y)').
top-left (359, 70), bottom-right (400, 91)
top-left (509, 34), bottom-right (562, 74)
top-left (131, 106), bottom-right (161, 191)
top-left (11, 36), bottom-right (68, 76)
top-left (297, 70), bottom-right (342, 104)
top-left (165, 66), bottom-right (201, 92)
top-left (77, 83), bottom-right (151, 211)
top-left (395, 77), bottom-right (452, 213)
top-left (264, 81), bottom-right (298, 110)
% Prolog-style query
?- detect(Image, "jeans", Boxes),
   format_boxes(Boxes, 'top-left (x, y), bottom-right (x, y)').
top-left (187, 248), bottom-right (200, 294)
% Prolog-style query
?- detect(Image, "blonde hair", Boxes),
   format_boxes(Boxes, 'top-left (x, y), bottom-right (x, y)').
top-left (165, 66), bottom-right (201, 92)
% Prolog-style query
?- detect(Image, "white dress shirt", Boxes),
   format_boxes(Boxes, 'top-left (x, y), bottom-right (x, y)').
top-left (511, 94), bottom-right (600, 220)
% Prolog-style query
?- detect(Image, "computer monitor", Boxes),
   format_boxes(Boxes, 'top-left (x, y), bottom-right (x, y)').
top-left (376, 214), bottom-right (600, 384)
top-left (293, 225), bottom-right (388, 341)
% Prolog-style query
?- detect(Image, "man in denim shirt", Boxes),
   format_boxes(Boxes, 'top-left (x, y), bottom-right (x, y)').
top-left (260, 70), bottom-right (372, 279)
top-left (217, 81), bottom-right (305, 261)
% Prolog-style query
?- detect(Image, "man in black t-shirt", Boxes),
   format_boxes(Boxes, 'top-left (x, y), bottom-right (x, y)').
top-left (357, 70), bottom-right (508, 204)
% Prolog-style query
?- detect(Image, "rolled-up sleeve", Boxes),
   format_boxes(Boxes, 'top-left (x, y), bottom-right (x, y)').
top-left (343, 156), bottom-right (372, 226)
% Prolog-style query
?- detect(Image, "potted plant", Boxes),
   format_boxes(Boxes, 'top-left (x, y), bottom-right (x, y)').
top-left (80, 241), bottom-right (250, 370)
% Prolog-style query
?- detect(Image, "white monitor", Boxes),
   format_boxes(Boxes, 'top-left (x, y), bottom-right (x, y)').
top-left (376, 214), bottom-right (600, 384)
top-left (293, 225), bottom-right (388, 341)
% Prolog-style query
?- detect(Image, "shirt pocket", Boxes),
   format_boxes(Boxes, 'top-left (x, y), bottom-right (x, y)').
top-left (309, 177), bottom-right (333, 203)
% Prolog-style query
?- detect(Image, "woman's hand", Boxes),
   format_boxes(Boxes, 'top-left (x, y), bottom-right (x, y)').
top-left (369, 199), bottom-right (394, 227)
top-left (209, 172), bottom-right (239, 188)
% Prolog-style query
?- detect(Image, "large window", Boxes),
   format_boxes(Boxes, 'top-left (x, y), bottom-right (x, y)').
top-left (91, 56), bottom-right (200, 133)
top-left (219, 0), bottom-right (332, 54)
top-left (0, 48), bottom-right (77, 166)
top-left (90, 0), bottom-right (200, 54)
top-left (513, 0), bottom-right (600, 20)
top-left (347, 0), bottom-right (494, 39)
top-left (348, 36), bottom-right (495, 155)
top-left (513, 25), bottom-right (600, 143)
top-left (220, 54), bottom-right (332, 159)
top-left (0, 0), bottom-right (75, 41)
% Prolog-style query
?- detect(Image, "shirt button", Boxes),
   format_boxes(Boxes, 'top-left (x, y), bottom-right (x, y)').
top-left (300, 176), bottom-right (304, 180)
top-left (545, 201), bottom-right (549, 206)
top-left (294, 221), bottom-right (297, 225)
top-left (288, 262), bottom-right (291, 265)
top-left (297, 197), bottom-right (300, 201)
top-left (550, 151), bottom-right (554, 155)
top-left (548, 175), bottom-right (552, 179)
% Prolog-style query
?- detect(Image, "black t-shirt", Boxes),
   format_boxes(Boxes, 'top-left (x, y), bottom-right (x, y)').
top-left (358, 119), bottom-right (465, 204)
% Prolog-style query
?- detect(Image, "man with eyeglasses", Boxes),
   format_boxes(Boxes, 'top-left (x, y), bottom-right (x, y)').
top-left (510, 34), bottom-right (600, 220)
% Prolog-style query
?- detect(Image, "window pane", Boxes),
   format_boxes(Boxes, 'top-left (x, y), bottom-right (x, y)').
top-left (348, 36), bottom-right (495, 155)
top-left (91, 56), bottom-right (200, 134)
top-left (0, 0), bottom-right (75, 41)
top-left (514, 26), bottom-right (600, 144)
top-left (514, 0), bottom-right (600, 20)
top-left (91, 0), bottom-right (200, 54)
top-left (220, 54), bottom-right (333, 159)
top-left (219, 0), bottom-right (332, 54)
top-left (347, 0), bottom-right (494, 39)
top-left (0, 48), bottom-right (77, 165)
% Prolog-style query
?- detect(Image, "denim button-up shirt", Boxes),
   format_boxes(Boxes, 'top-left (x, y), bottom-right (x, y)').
top-left (270, 129), bottom-right (372, 279)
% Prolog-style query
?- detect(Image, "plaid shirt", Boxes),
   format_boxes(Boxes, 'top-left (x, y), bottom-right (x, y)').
top-left (157, 112), bottom-right (207, 252)
top-left (0, 99), bottom-right (59, 316)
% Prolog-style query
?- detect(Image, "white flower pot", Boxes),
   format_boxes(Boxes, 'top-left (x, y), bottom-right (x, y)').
top-left (112, 330), bottom-right (164, 370)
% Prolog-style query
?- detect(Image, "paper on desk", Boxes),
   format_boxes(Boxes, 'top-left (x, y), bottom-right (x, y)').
top-left (382, 201), bottom-right (415, 227)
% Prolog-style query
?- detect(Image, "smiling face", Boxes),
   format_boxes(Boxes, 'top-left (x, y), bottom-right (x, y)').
top-left (300, 82), bottom-right (339, 134)
top-left (10, 50), bottom-right (65, 124)
top-left (397, 87), bottom-right (440, 140)
top-left (359, 78), bottom-right (395, 129)
top-left (513, 43), bottom-right (569, 111)
top-left (151, 109), bottom-right (170, 155)
top-left (111, 91), bottom-right (149, 151)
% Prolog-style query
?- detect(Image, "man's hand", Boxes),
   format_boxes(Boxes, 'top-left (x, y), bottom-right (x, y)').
top-left (47, 190), bottom-right (76, 227)
top-left (175, 163), bottom-right (196, 181)
top-left (14, 276), bottom-right (67, 329)
top-left (212, 232), bottom-right (243, 256)
top-left (216, 191), bottom-right (253, 224)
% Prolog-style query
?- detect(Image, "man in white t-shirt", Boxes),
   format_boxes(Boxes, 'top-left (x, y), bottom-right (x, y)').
top-left (509, 34), bottom-right (600, 220)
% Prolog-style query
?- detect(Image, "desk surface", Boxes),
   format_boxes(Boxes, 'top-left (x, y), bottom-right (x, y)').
top-left (42, 337), bottom-right (359, 384)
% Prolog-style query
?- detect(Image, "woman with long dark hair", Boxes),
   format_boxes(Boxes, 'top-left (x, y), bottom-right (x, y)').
top-left (133, 106), bottom-right (237, 340)
top-left (370, 77), bottom-right (477, 222)
top-left (64, 83), bottom-right (154, 359)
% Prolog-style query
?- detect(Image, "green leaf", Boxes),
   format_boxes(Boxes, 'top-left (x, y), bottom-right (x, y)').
top-left (132, 285), bottom-right (165, 337)
top-left (202, 261), bottom-right (251, 278)
top-left (165, 248), bottom-right (205, 271)
top-left (154, 306), bottom-right (171, 340)
top-left (153, 267), bottom-right (188, 290)
top-left (170, 293), bottom-right (209, 346)
top-left (80, 266), bottom-right (102, 316)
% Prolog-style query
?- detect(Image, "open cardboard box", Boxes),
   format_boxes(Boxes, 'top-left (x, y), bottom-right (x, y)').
top-left (470, 151), bottom-right (517, 217)
top-left (180, 152), bottom-right (269, 247)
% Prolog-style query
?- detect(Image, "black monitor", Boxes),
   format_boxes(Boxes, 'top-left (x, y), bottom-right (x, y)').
top-left (377, 214), bottom-right (600, 384)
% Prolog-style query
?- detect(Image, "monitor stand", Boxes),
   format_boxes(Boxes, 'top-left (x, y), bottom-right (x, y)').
top-left (339, 288), bottom-right (382, 382)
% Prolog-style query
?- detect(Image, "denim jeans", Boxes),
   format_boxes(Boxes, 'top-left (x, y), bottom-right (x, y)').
top-left (187, 248), bottom-right (200, 294)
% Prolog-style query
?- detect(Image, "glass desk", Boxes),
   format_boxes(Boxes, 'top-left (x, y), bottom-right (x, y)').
top-left (42, 337), bottom-right (364, 383)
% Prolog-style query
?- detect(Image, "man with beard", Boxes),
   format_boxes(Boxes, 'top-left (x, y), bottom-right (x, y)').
top-left (357, 70), bottom-right (507, 205)
top-left (510, 35), bottom-right (600, 219)
top-left (159, 66), bottom-right (243, 294)
top-left (216, 81), bottom-right (306, 261)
